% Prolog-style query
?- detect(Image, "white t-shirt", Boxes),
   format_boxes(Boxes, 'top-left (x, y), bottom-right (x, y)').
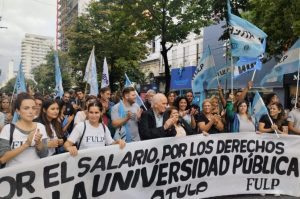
top-left (68, 121), bottom-right (114, 150)
top-left (74, 111), bottom-right (87, 125)
top-left (47, 124), bottom-right (58, 156)
top-left (237, 114), bottom-right (255, 132)
top-left (287, 109), bottom-right (300, 130)
top-left (0, 123), bottom-right (48, 167)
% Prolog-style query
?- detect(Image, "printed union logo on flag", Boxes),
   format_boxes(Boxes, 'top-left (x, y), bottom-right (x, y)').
top-left (102, 74), bottom-right (109, 84)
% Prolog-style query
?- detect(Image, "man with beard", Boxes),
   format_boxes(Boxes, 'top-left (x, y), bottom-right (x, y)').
top-left (288, 97), bottom-right (300, 135)
top-left (111, 87), bottom-right (143, 142)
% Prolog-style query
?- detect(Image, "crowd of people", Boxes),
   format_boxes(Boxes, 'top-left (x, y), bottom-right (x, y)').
top-left (0, 80), bottom-right (299, 169)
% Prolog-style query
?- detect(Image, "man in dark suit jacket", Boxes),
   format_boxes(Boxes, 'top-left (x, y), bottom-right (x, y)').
top-left (138, 93), bottom-right (177, 140)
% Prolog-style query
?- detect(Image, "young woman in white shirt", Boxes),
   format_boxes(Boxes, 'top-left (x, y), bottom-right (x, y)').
top-left (40, 99), bottom-right (64, 155)
top-left (0, 92), bottom-right (48, 168)
top-left (64, 101), bottom-right (125, 156)
top-left (73, 95), bottom-right (97, 125)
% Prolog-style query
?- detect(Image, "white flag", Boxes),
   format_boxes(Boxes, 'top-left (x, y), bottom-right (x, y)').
top-left (101, 57), bottom-right (110, 88)
top-left (84, 46), bottom-right (99, 96)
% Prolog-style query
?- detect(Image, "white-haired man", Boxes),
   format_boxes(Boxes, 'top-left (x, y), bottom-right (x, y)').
top-left (138, 93), bottom-right (176, 140)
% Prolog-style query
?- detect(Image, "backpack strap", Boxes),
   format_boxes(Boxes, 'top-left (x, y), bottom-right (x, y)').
top-left (102, 123), bottom-right (106, 134)
top-left (76, 121), bottom-right (86, 150)
top-left (9, 123), bottom-right (15, 147)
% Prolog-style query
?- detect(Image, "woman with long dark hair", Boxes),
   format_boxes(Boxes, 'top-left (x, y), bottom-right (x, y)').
top-left (0, 96), bottom-right (13, 125)
top-left (0, 92), bottom-right (48, 168)
top-left (64, 101), bottom-right (125, 156)
top-left (40, 99), bottom-right (64, 155)
top-left (227, 100), bottom-right (255, 132)
top-left (259, 102), bottom-right (288, 134)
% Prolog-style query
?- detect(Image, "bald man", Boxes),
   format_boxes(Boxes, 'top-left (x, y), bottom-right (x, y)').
top-left (138, 93), bottom-right (177, 140)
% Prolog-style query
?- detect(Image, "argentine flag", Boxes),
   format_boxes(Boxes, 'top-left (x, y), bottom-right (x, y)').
top-left (252, 91), bottom-right (269, 126)
top-left (227, 0), bottom-right (267, 58)
top-left (192, 45), bottom-right (215, 94)
top-left (84, 46), bottom-right (99, 96)
top-left (261, 38), bottom-right (300, 85)
top-left (54, 51), bottom-right (64, 98)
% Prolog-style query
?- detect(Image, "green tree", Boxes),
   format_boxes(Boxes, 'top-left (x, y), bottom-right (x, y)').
top-left (1, 78), bottom-right (36, 95)
top-left (123, 0), bottom-right (214, 93)
top-left (245, 0), bottom-right (300, 58)
top-left (66, 1), bottom-right (147, 91)
top-left (32, 50), bottom-right (74, 94)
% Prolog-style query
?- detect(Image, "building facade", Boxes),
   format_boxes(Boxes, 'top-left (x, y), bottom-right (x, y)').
top-left (140, 32), bottom-right (204, 92)
top-left (57, 0), bottom-right (91, 51)
top-left (21, 33), bottom-right (54, 79)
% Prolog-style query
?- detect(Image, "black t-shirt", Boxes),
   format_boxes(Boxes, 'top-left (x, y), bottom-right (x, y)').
top-left (195, 112), bottom-right (221, 134)
top-left (259, 114), bottom-right (288, 133)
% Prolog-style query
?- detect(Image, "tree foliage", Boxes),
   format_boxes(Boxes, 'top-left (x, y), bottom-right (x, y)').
top-left (32, 50), bottom-right (74, 94)
top-left (245, 0), bottom-right (300, 58)
top-left (123, 0), bottom-right (215, 93)
top-left (1, 78), bottom-right (36, 95)
top-left (66, 1), bottom-right (147, 91)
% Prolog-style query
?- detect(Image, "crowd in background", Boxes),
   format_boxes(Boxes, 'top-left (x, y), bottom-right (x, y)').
top-left (1, 81), bottom-right (300, 169)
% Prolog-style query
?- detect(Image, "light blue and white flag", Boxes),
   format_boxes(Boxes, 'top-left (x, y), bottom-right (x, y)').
top-left (14, 63), bottom-right (26, 94)
top-left (252, 91), bottom-right (269, 125)
top-left (84, 46), bottom-right (99, 96)
top-left (206, 65), bottom-right (232, 90)
top-left (261, 38), bottom-right (300, 85)
top-left (12, 62), bottom-right (27, 124)
top-left (233, 38), bottom-right (266, 77)
top-left (54, 51), bottom-right (64, 98)
top-left (233, 56), bottom-right (262, 77)
top-left (125, 73), bottom-right (147, 110)
top-left (192, 45), bottom-right (215, 93)
top-left (101, 57), bottom-right (110, 88)
top-left (227, 0), bottom-right (267, 58)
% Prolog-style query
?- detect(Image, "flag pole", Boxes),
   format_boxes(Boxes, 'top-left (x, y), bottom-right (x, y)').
top-left (258, 96), bottom-right (280, 138)
top-left (230, 56), bottom-right (234, 94)
top-left (294, 51), bottom-right (300, 109)
top-left (251, 69), bottom-right (257, 81)
top-left (10, 83), bottom-right (16, 105)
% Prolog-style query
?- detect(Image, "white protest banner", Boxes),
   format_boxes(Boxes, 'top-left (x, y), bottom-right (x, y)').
top-left (1, 133), bottom-right (300, 199)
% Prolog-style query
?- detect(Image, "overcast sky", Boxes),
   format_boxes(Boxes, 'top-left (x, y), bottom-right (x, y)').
top-left (0, 0), bottom-right (56, 82)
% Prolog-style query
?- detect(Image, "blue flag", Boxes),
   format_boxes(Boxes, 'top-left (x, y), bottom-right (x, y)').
top-left (54, 51), bottom-right (64, 98)
top-left (12, 63), bottom-right (27, 124)
top-left (125, 73), bottom-right (147, 110)
top-left (261, 38), bottom-right (300, 85)
top-left (84, 47), bottom-right (99, 96)
top-left (14, 63), bottom-right (26, 94)
top-left (252, 91), bottom-right (269, 127)
top-left (227, 0), bottom-right (267, 58)
top-left (192, 45), bottom-right (215, 94)
top-left (233, 39), bottom-right (266, 77)
top-left (206, 65), bottom-right (232, 90)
